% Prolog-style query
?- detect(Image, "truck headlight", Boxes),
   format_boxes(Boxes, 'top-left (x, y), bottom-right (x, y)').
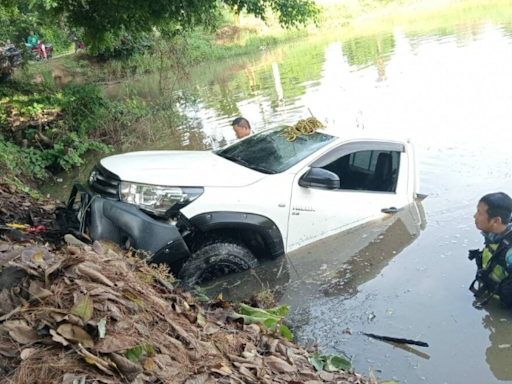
top-left (120, 182), bottom-right (203, 216)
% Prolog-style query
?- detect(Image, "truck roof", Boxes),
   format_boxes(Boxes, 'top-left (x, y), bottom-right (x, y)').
top-left (316, 125), bottom-right (409, 144)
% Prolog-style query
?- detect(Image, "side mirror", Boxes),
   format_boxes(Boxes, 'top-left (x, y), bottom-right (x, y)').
top-left (299, 168), bottom-right (340, 190)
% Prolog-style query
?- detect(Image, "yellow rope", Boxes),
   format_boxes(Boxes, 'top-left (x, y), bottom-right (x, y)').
top-left (279, 117), bottom-right (325, 142)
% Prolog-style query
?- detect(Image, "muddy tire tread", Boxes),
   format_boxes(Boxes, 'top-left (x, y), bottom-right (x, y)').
top-left (179, 236), bottom-right (258, 286)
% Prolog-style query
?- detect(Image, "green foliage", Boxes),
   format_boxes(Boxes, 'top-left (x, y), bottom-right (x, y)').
top-left (96, 32), bottom-right (153, 60)
top-left (308, 352), bottom-right (352, 372)
top-left (234, 303), bottom-right (293, 340)
top-left (60, 83), bottom-right (108, 134)
top-left (28, 0), bottom-right (318, 52)
top-left (40, 24), bottom-right (73, 53)
top-left (124, 342), bottom-right (156, 362)
top-left (0, 1), bottom-right (34, 47)
top-left (0, 134), bottom-right (35, 176)
top-left (0, 79), bottom-right (147, 182)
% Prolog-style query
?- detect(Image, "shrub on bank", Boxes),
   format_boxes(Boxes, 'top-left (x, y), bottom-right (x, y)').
top-left (0, 79), bottom-right (145, 184)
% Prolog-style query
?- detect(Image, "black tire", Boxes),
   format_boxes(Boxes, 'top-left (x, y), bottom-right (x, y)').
top-left (179, 237), bottom-right (259, 287)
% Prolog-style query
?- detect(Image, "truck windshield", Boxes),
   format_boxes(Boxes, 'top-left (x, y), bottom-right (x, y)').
top-left (216, 128), bottom-right (336, 174)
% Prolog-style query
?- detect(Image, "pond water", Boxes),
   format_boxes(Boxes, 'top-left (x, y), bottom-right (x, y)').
top-left (43, 0), bottom-right (512, 382)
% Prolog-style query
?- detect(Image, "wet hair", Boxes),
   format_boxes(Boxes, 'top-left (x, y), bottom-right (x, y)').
top-left (232, 117), bottom-right (251, 130)
top-left (480, 192), bottom-right (512, 224)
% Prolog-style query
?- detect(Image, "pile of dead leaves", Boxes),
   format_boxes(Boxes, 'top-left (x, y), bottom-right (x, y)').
top-left (0, 239), bottom-right (375, 384)
top-left (0, 183), bottom-right (60, 243)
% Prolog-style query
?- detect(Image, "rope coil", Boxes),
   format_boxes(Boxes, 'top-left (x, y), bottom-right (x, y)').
top-left (279, 117), bottom-right (324, 142)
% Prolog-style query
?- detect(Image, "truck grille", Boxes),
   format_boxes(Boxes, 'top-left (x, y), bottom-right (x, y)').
top-left (89, 166), bottom-right (120, 200)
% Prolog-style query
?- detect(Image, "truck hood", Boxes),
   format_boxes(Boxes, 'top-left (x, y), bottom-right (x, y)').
top-left (100, 151), bottom-right (266, 187)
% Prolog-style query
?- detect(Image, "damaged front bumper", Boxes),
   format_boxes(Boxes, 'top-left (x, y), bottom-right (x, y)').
top-left (57, 182), bottom-right (191, 266)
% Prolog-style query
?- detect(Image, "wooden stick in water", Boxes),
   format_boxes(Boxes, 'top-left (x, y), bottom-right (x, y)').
top-left (363, 332), bottom-right (429, 347)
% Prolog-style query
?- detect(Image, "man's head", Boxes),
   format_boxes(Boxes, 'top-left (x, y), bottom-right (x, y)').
top-left (474, 192), bottom-right (512, 233)
top-left (29, 31), bottom-right (34, 36)
top-left (232, 117), bottom-right (251, 139)
top-left (6, 39), bottom-right (10, 44)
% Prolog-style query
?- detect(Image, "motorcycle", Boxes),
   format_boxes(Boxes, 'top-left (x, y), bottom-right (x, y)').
top-left (30, 40), bottom-right (53, 61)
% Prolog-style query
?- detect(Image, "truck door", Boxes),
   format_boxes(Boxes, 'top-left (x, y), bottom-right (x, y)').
top-left (286, 141), bottom-right (411, 252)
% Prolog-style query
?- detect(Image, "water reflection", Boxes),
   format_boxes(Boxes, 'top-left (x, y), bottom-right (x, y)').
top-left (202, 199), bottom-right (426, 306)
top-left (483, 305), bottom-right (512, 381)
top-left (321, 199), bottom-right (426, 299)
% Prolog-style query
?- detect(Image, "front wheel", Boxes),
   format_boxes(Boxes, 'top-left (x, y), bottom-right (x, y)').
top-left (179, 237), bottom-right (259, 287)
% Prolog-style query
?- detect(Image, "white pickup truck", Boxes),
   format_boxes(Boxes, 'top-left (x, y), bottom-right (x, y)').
top-left (62, 126), bottom-right (419, 285)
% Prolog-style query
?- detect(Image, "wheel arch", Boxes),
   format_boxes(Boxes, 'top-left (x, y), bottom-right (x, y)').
top-left (185, 212), bottom-right (285, 260)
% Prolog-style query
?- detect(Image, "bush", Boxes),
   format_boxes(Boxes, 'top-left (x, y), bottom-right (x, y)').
top-left (96, 32), bottom-right (153, 60)
top-left (0, 80), bottom-right (139, 182)
top-left (40, 24), bottom-right (73, 53)
top-left (61, 83), bottom-right (110, 135)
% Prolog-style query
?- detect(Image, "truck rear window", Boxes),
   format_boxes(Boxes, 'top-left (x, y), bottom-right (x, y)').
top-left (216, 128), bottom-right (335, 174)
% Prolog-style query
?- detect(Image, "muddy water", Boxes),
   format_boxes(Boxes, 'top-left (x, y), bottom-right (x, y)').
top-left (42, 1), bottom-right (512, 382)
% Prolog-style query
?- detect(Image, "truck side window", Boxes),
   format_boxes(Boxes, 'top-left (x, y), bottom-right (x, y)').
top-left (322, 150), bottom-right (400, 192)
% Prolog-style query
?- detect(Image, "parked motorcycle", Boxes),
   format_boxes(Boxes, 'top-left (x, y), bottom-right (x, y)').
top-left (30, 41), bottom-right (53, 61)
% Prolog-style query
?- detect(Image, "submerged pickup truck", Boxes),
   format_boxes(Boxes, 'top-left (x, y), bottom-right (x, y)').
top-left (61, 126), bottom-right (419, 285)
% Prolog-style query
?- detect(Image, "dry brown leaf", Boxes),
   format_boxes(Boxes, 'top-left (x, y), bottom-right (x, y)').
top-left (210, 363), bottom-right (233, 376)
top-left (0, 289), bottom-right (19, 316)
top-left (20, 347), bottom-right (38, 360)
top-left (50, 329), bottom-right (69, 346)
top-left (319, 371), bottom-right (335, 381)
top-left (57, 323), bottom-right (94, 348)
top-left (71, 294), bottom-right (94, 323)
top-left (245, 323), bottom-right (261, 335)
top-left (20, 248), bottom-right (51, 265)
top-left (45, 256), bottom-right (84, 286)
top-left (0, 344), bottom-right (18, 357)
top-left (238, 366), bottom-right (258, 383)
top-left (143, 357), bottom-right (155, 371)
top-left (28, 280), bottom-right (52, 301)
top-left (184, 373), bottom-right (216, 384)
top-left (76, 344), bottom-right (114, 376)
top-left (264, 355), bottom-right (296, 373)
top-left (109, 352), bottom-right (143, 381)
top-left (105, 302), bottom-right (124, 321)
top-left (76, 264), bottom-right (114, 287)
top-left (8, 324), bottom-right (40, 344)
top-left (299, 371), bottom-right (320, 381)
top-left (50, 312), bottom-right (84, 327)
top-left (94, 336), bottom-right (139, 353)
top-left (62, 373), bottom-right (87, 384)
top-left (152, 354), bottom-right (183, 382)
top-left (203, 323), bottom-right (220, 335)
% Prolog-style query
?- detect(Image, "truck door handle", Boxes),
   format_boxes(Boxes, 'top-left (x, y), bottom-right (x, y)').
top-left (381, 207), bottom-right (398, 214)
